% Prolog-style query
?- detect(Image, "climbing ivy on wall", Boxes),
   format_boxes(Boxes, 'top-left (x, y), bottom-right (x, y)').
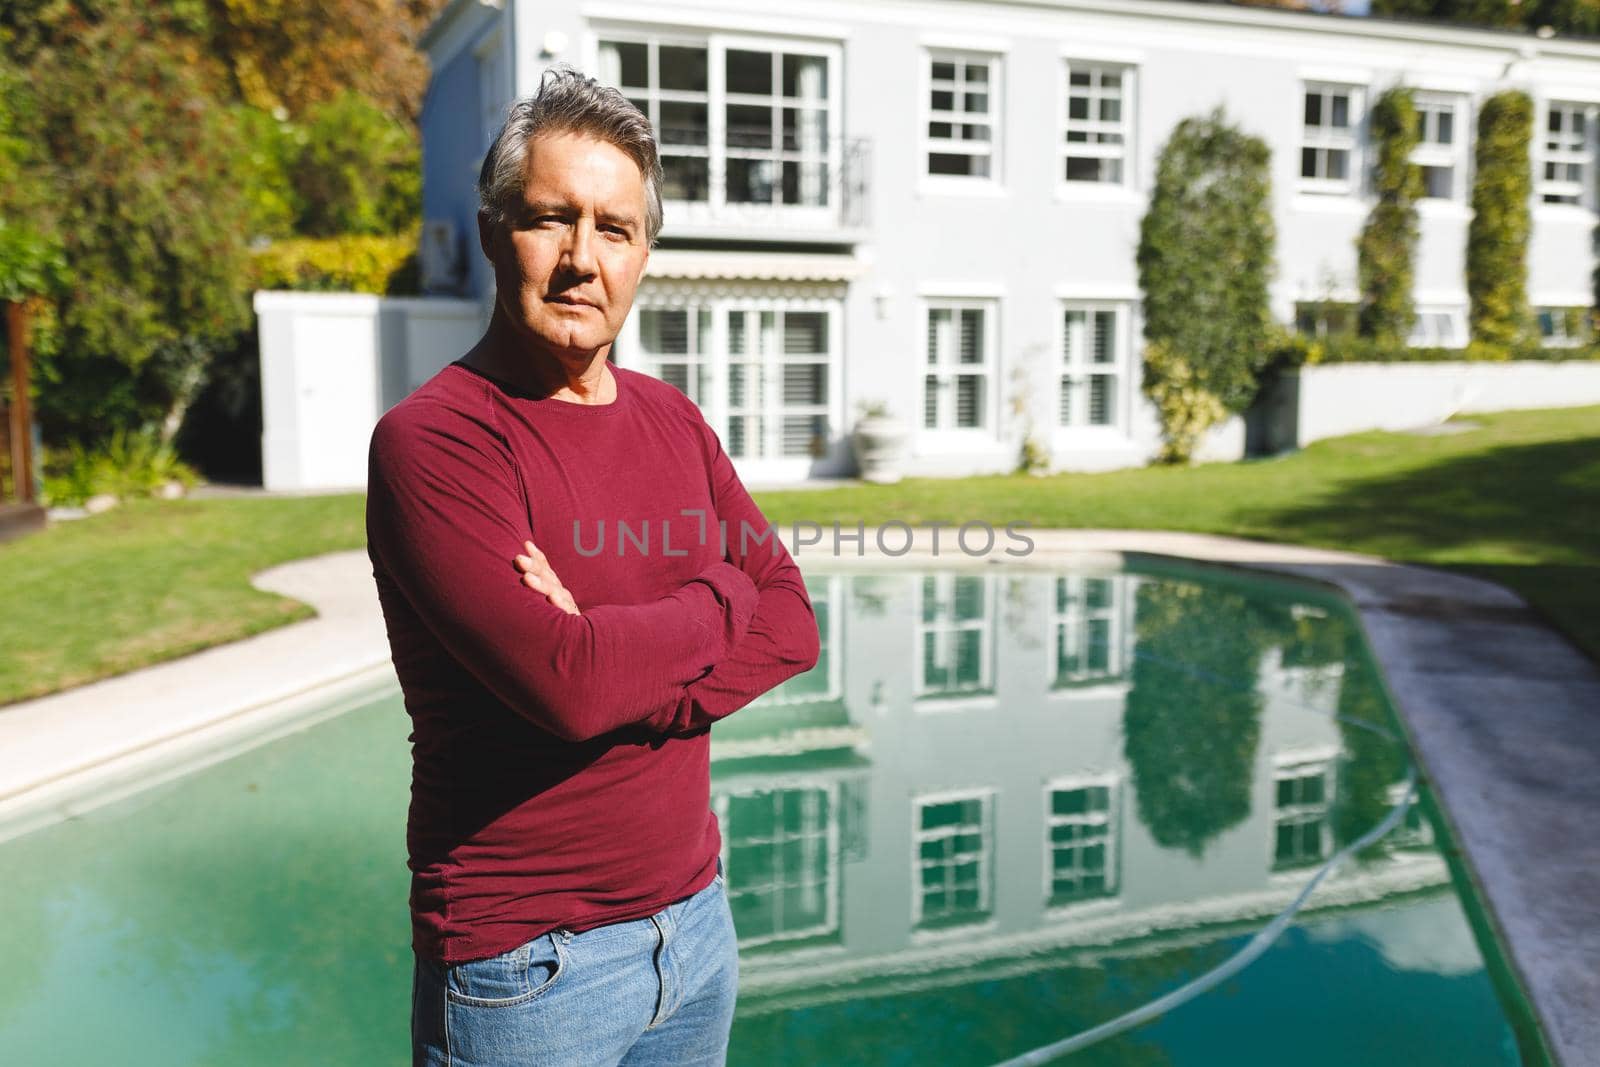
top-left (1136, 107), bottom-right (1276, 463)
top-left (1467, 90), bottom-right (1533, 348)
top-left (1357, 87), bottom-right (1422, 345)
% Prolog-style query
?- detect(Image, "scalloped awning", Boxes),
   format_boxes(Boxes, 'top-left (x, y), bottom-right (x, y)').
top-left (643, 250), bottom-right (868, 282)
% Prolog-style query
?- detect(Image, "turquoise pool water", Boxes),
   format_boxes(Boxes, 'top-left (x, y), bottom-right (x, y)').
top-left (0, 562), bottom-right (1546, 1065)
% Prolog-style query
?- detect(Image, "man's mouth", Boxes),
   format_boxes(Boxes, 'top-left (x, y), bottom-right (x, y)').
top-left (548, 295), bottom-right (597, 308)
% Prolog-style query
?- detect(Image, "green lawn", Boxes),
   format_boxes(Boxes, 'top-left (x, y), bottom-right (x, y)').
top-left (1, 405), bottom-right (1595, 706)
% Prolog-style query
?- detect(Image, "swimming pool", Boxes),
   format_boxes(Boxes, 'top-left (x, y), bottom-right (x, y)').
top-left (0, 561), bottom-right (1546, 1065)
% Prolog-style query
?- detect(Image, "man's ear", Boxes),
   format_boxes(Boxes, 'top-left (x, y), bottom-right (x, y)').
top-left (476, 210), bottom-right (496, 263)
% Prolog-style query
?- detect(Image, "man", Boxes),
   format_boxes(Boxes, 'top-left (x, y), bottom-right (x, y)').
top-left (365, 66), bottom-right (820, 1066)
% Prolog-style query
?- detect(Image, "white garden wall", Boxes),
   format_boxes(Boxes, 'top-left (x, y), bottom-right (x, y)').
top-left (255, 291), bottom-right (484, 491)
top-left (1260, 361), bottom-right (1600, 451)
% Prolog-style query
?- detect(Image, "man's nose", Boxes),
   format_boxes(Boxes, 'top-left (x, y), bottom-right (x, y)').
top-left (560, 218), bottom-right (598, 278)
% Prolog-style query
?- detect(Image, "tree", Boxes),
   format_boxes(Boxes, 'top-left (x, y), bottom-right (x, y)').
top-left (3, 1), bottom-right (252, 444)
top-left (1136, 108), bottom-right (1276, 462)
top-left (1467, 91), bottom-right (1533, 348)
top-left (1371, 0), bottom-right (1600, 34)
top-left (292, 91), bottom-right (422, 237)
top-left (196, 0), bottom-right (447, 121)
top-left (1357, 88), bottom-right (1422, 344)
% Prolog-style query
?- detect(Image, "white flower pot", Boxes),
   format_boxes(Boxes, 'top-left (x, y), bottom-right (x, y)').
top-left (851, 414), bottom-right (909, 484)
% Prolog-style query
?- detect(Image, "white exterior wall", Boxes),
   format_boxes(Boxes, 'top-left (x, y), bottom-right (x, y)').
top-left (414, 0), bottom-right (1600, 482)
top-left (256, 292), bottom-right (484, 491)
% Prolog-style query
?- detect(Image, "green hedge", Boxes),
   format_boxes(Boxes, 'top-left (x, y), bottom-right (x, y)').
top-left (1468, 91), bottom-right (1534, 346)
top-left (250, 233), bottom-right (420, 295)
top-left (1357, 88), bottom-right (1421, 344)
top-left (1266, 332), bottom-right (1600, 370)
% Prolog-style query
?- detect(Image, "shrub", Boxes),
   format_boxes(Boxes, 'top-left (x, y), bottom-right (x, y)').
top-left (250, 233), bottom-right (420, 295)
top-left (1141, 339), bottom-right (1229, 465)
top-left (41, 428), bottom-right (199, 507)
top-left (1137, 108), bottom-right (1276, 461)
top-left (1468, 90), bottom-right (1534, 347)
top-left (1357, 88), bottom-right (1422, 344)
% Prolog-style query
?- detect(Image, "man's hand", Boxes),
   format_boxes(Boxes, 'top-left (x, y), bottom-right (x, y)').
top-left (514, 540), bottom-right (582, 616)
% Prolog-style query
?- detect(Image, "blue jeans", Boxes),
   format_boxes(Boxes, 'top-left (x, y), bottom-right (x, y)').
top-left (412, 857), bottom-right (738, 1066)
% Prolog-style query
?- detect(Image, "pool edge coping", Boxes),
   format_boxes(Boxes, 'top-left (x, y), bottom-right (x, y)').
top-left (0, 530), bottom-right (1592, 1066)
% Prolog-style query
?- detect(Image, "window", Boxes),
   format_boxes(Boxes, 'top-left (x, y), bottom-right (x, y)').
top-left (1540, 101), bottom-right (1594, 207)
top-left (1412, 93), bottom-right (1465, 201)
top-left (597, 35), bottom-right (836, 211)
top-left (914, 791), bottom-right (993, 929)
top-left (632, 295), bottom-right (840, 467)
top-left (1046, 778), bottom-right (1119, 906)
top-left (1294, 300), bottom-right (1358, 339)
top-left (1300, 83), bottom-right (1361, 193)
top-left (1058, 302), bottom-right (1130, 430)
top-left (1050, 576), bottom-right (1125, 687)
top-left (637, 308), bottom-right (712, 406)
top-left (1536, 306), bottom-right (1591, 348)
top-left (1273, 761), bottom-right (1332, 871)
top-left (1062, 62), bottom-right (1131, 185)
top-left (714, 785), bottom-right (840, 947)
top-left (925, 52), bottom-right (999, 179)
top-left (599, 38), bottom-right (711, 201)
top-left (915, 574), bottom-right (995, 700)
top-left (1407, 305), bottom-right (1466, 348)
top-left (923, 300), bottom-right (996, 432)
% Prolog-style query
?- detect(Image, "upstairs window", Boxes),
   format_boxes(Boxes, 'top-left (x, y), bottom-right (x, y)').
top-left (1300, 83), bottom-right (1361, 194)
top-left (598, 35), bottom-right (835, 210)
top-left (1062, 62), bottom-right (1131, 186)
top-left (1412, 93), bottom-right (1465, 201)
top-left (1540, 101), bottom-right (1593, 207)
top-left (925, 52), bottom-right (999, 180)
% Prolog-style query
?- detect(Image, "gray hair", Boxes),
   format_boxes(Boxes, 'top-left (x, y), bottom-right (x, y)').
top-left (477, 65), bottom-right (664, 246)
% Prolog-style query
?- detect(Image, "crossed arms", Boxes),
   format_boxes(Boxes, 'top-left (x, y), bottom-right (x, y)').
top-left (365, 398), bottom-right (819, 744)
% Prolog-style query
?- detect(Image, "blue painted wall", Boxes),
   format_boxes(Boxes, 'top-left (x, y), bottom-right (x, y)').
top-left (420, 44), bottom-right (488, 298)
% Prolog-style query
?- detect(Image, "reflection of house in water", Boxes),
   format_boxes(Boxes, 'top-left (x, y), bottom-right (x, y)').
top-left (708, 570), bottom-right (1448, 1013)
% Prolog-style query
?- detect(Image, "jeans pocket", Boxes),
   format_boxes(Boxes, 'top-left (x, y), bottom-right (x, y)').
top-left (444, 931), bottom-right (567, 1008)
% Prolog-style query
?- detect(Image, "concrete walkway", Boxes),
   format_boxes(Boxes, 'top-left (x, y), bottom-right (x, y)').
top-left (0, 530), bottom-right (1593, 1064)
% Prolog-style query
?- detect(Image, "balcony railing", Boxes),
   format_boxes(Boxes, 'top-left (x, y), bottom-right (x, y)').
top-left (659, 137), bottom-right (870, 241)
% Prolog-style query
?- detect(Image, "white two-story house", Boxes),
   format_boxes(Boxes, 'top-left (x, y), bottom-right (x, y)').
top-left (415, 0), bottom-right (1600, 482)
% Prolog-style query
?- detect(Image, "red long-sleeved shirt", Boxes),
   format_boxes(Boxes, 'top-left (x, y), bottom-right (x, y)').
top-left (365, 359), bottom-right (820, 965)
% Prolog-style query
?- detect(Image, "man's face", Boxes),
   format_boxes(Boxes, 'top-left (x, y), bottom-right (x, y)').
top-left (479, 131), bottom-right (650, 365)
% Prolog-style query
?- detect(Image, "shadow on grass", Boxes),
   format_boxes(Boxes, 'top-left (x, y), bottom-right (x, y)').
top-left (1246, 435), bottom-right (1600, 660)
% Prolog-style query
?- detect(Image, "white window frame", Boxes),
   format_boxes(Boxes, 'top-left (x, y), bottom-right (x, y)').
top-left (1299, 82), bottom-right (1364, 196)
top-left (590, 27), bottom-right (844, 230)
top-left (1407, 304), bottom-right (1467, 348)
top-left (911, 787), bottom-right (996, 931)
top-left (620, 286), bottom-right (845, 482)
top-left (920, 297), bottom-right (1001, 442)
top-left (712, 782), bottom-right (842, 949)
top-left (1059, 60), bottom-right (1134, 190)
top-left (1043, 774), bottom-right (1121, 910)
top-left (1055, 300), bottom-right (1134, 437)
top-left (1411, 91), bottom-right (1468, 204)
top-left (1538, 99), bottom-right (1597, 209)
top-left (1271, 755), bottom-right (1336, 872)
top-left (921, 49), bottom-right (1003, 189)
top-left (913, 572), bottom-right (997, 706)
